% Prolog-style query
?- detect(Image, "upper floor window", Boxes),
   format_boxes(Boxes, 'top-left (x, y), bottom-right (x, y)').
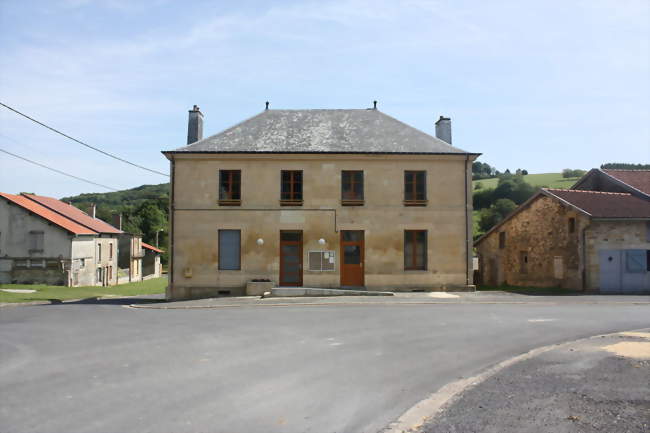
top-left (109, 243), bottom-right (113, 259)
top-left (404, 171), bottom-right (427, 205)
top-left (281, 170), bottom-right (303, 205)
top-left (98, 243), bottom-right (102, 261)
top-left (568, 217), bottom-right (576, 233)
top-left (341, 171), bottom-right (364, 205)
top-left (499, 232), bottom-right (506, 249)
top-left (219, 170), bottom-right (241, 205)
top-left (29, 230), bottom-right (44, 252)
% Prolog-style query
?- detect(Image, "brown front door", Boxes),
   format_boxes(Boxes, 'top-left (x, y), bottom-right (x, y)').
top-left (340, 230), bottom-right (364, 287)
top-left (279, 231), bottom-right (303, 286)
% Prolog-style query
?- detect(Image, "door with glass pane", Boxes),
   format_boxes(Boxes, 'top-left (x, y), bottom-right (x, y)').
top-left (340, 230), bottom-right (364, 287)
top-left (280, 231), bottom-right (303, 286)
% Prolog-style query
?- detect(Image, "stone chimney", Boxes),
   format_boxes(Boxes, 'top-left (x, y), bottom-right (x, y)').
top-left (88, 203), bottom-right (96, 219)
top-left (435, 116), bottom-right (452, 144)
top-left (187, 105), bottom-right (203, 144)
top-left (112, 213), bottom-right (122, 230)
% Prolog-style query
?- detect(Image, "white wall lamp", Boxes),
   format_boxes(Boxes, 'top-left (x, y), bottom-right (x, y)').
top-left (256, 238), bottom-right (264, 246)
top-left (318, 238), bottom-right (326, 246)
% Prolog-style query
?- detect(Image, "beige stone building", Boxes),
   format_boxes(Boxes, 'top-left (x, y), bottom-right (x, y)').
top-left (475, 188), bottom-right (650, 293)
top-left (162, 105), bottom-right (479, 300)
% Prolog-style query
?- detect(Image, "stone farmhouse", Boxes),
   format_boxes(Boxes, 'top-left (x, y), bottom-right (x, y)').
top-left (162, 104), bottom-right (479, 300)
top-left (475, 169), bottom-right (650, 294)
top-left (0, 193), bottom-right (162, 286)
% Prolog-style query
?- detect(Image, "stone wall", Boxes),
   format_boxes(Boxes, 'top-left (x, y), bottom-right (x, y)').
top-left (585, 220), bottom-right (650, 289)
top-left (168, 153), bottom-right (475, 300)
top-left (476, 194), bottom-right (588, 289)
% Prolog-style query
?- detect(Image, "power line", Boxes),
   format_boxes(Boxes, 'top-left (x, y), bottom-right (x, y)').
top-left (0, 101), bottom-right (169, 177)
top-left (0, 147), bottom-right (119, 191)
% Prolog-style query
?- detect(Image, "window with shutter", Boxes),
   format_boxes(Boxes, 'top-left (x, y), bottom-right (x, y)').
top-left (219, 230), bottom-right (241, 270)
top-left (29, 231), bottom-right (44, 252)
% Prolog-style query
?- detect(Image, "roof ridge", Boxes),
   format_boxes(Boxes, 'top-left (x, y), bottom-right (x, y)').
top-left (603, 169), bottom-right (650, 172)
top-left (0, 192), bottom-right (97, 235)
top-left (545, 188), bottom-right (632, 196)
top-left (21, 193), bottom-right (122, 234)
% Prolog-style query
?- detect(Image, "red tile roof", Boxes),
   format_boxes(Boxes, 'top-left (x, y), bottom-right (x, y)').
top-left (603, 169), bottom-right (650, 195)
top-left (22, 194), bottom-right (122, 234)
top-left (0, 192), bottom-right (97, 235)
top-left (142, 242), bottom-right (163, 253)
top-left (544, 188), bottom-right (650, 218)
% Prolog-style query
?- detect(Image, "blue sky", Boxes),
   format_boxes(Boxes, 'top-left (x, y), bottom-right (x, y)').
top-left (1, 0), bottom-right (648, 198)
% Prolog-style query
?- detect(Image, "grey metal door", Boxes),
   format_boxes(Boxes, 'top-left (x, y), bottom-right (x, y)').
top-left (599, 250), bottom-right (621, 293)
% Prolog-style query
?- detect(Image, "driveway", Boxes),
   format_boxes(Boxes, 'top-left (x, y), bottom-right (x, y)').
top-left (1, 296), bottom-right (649, 433)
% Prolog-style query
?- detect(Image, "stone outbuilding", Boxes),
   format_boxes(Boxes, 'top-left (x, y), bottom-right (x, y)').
top-left (162, 104), bottom-right (480, 300)
top-left (475, 188), bottom-right (650, 293)
top-left (142, 242), bottom-right (163, 279)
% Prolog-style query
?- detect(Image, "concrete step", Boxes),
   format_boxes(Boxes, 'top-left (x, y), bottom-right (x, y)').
top-left (265, 287), bottom-right (394, 298)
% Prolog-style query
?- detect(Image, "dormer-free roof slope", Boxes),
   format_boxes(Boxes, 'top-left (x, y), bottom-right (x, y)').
top-left (165, 109), bottom-right (477, 155)
top-left (142, 242), bottom-right (163, 253)
top-left (22, 194), bottom-right (122, 234)
top-left (545, 189), bottom-right (650, 218)
top-left (0, 192), bottom-right (96, 235)
top-left (602, 169), bottom-right (650, 196)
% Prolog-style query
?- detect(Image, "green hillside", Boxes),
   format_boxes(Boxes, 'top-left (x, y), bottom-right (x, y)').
top-left (472, 172), bottom-right (580, 190)
top-left (61, 183), bottom-right (169, 208)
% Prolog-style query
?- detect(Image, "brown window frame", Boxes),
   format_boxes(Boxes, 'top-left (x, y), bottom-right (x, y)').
top-left (404, 171), bottom-right (427, 206)
top-left (219, 170), bottom-right (241, 206)
top-left (109, 243), bottom-right (113, 260)
top-left (568, 217), bottom-right (576, 233)
top-left (499, 232), bottom-right (506, 249)
top-left (341, 170), bottom-right (364, 205)
top-left (404, 230), bottom-right (427, 271)
top-left (280, 170), bottom-right (303, 206)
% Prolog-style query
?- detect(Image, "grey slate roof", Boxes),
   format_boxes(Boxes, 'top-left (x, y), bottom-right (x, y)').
top-left (165, 109), bottom-right (476, 154)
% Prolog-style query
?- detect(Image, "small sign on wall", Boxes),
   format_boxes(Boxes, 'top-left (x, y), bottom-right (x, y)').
top-left (308, 251), bottom-right (335, 271)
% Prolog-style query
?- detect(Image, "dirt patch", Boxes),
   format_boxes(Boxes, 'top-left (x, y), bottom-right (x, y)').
top-left (602, 342), bottom-right (650, 360)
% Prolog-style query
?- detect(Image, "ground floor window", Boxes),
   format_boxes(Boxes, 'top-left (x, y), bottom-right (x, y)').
top-left (404, 230), bottom-right (427, 270)
top-left (219, 230), bottom-right (241, 270)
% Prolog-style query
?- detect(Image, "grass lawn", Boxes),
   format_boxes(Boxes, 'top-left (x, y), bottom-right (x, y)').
top-left (0, 277), bottom-right (167, 303)
top-left (473, 172), bottom-right (581, 190)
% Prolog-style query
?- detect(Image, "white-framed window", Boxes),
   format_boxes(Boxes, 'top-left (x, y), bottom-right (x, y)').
top-left (308, 250), bottom-right (335, 271)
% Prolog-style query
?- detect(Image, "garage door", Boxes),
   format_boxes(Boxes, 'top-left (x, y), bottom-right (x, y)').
top-left (599, 249), bottom-right (650, 294)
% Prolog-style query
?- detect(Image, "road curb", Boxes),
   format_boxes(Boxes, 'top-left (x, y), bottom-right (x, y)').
top-left (380, 327), bottom-right (650, 433)
top-left (127, 300), bottom-right (650, 309)
top-left (0, 294), bottom-right (162, 308)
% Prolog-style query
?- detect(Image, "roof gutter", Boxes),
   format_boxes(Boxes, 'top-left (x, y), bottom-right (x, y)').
top-left (161, 150), bottom-right (483, 156)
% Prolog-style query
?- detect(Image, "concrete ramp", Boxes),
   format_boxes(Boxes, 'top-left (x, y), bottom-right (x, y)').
top-left (265, 288), bottom-right (394, 297)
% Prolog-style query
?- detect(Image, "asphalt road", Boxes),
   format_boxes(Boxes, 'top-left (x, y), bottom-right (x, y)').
top-left (1, 299), bottom-right (649, 433)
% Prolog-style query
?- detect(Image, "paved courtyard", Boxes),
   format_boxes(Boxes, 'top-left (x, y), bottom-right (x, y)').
top-left (1, 293), bottom-right (649, 433)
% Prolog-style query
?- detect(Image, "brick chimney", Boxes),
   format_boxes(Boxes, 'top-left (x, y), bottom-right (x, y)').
top-left (435, 115), bottom-right (451, 144)
top-left (87, 203), bottom-right (96, 218)
top-left (187, 105), bottom-right (203, 144)
top-left (112, 213), bottom-right (122, 230)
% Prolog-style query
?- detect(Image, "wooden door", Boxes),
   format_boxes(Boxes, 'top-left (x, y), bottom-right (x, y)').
top-left (279, 231), bottom-right (303, 286)
top-left (340, 230), bottom-right (364, 287)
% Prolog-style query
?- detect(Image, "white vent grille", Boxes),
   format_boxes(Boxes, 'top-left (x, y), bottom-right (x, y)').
top-left (308, 250), bottom-right (335, 271)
